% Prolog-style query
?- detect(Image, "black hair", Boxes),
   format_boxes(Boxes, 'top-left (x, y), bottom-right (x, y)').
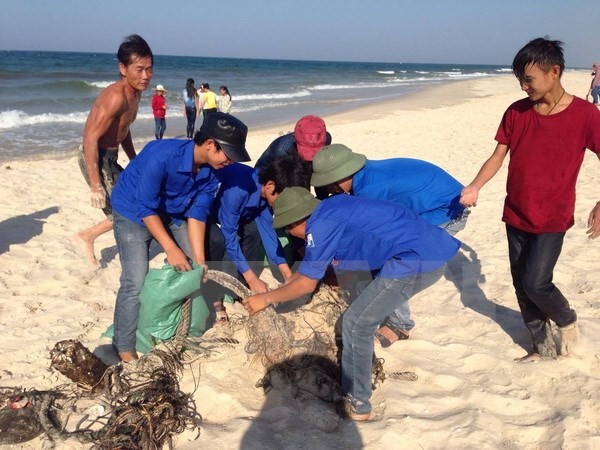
top-left (201, 83), bottom-right (210, 90)
top-left (117, 34), bottom-right (153, 66)
top-left (186, 78), bottom-right (196, 100)
top-left (220, 85), bottom-right (231, 100)
top-left (193, 130), bottom-right (210, 146)
top-left (258, 152), bottom-right (312, 193)
top-left (512, 37), bottom-right (565, 80)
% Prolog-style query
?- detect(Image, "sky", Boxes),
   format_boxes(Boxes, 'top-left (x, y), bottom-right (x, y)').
top-left (1, 0), bottom-right (599, 67)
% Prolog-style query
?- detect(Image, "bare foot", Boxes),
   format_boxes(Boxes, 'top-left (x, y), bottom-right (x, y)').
top-left (118, 351), bottom-right (138, 363)
top-left (72, 232), bottom-right (99, 266)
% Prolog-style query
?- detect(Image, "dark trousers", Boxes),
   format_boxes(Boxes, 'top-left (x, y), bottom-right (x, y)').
top-left (203, 219), bottom-right (263, 302)
top-left (185, 106), bottom-right (197, 138)
top-left (506, 224), bottom-right (576, 346)
top-left (154, 117), bottom-right (166, 139)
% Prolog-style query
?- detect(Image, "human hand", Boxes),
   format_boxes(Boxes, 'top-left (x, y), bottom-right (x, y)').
top-left (460, 185), bottom-right (479, 207)
top-left (242, 295), bottom-right (269, 315)
top-left (90, 184), bottom-right (107, 209)
top-left (586, 202), bottom-right (600, 239)
top-left (248, 278), bottom-right (269, 294)
top-left (166, 247), bottom-right (193, 271)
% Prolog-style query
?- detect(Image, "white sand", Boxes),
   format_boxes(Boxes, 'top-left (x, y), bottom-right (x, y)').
top-left (1, 71), bottom-right (599, 449)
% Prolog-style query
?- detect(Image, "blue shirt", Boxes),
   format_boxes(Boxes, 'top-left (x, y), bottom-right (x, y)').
top-left (111, 139), bottom-right (218, 225)
top-left (298, 195), bottom-right (460, 280)
top-left (214, 163), bottom-right (287, 273)
top-left (353, 159), bottom-right (464, 226)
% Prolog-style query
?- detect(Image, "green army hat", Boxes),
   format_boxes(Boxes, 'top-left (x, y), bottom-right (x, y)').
top-left (310, 144), bottom-right (367, 187)
top-left (272, 187), bottom-right (320, 229)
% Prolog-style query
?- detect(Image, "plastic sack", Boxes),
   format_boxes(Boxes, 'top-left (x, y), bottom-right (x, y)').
top-left (102, 264), bottom-right (210, 354)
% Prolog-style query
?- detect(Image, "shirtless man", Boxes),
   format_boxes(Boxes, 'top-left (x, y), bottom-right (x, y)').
top-left (73, 34), bottom-right (153, 266)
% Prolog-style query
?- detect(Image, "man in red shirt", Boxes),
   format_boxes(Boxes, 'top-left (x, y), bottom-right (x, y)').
top-left (151, 84), bottom-right (168, 139)
top-left (460, 37), bottom-right (600, 361)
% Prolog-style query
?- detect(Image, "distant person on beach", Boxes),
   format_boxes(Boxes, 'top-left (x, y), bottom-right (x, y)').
top-left (243, 187), bottom-right (460, 421)
top-left (459, 37), bottom-right (600, 361)
top-left (218, 86), bottom-right (232, 113)
top-left (182, 78), bottom-right (199, 139)
top-left (109, 113), bottom-right (250, 362)
top-left (74, 34), bottom-right (153, 267)
top-left (254, 115), bottom-right (332, 176)
top-left (311, 144), bottom-right (468, 347)
top-left (586, 62), bottom-right (600, 105)
top-left (198, 83), bottom-right (218, 117)
top-left (151, 84), bottom-right (168, 139)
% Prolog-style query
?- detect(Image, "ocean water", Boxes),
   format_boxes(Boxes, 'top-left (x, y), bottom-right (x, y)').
top-left (0, 50), bottom-right (512, 162)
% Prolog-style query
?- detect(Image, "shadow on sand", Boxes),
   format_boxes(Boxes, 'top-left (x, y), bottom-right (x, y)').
top-left (0, 206), bottom-right (60, 254)
top-left (445, 243), bottom-right (529, 351)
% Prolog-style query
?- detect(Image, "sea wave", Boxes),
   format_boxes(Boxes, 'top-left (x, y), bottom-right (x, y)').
top-left (377, 70), bottom-right (395, 74)
top-left (85, 81), bottom-right (113, 89)
top-left (495, 68), bottom-right (512, 72)
top-left (234, 90), bottom-right (311, 101)
top-left (0, 110), bottom-right (89, 129)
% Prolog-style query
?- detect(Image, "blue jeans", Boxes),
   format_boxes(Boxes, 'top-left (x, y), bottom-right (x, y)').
top-left (154, 117), bottom-right (166, 139)
top-left (185, 106), bottom-right (197, 138)
top-left (592, 86), bottom-right (600, 104)
top-left (341, 266), bottom-right (445, 414)
top-left (112, 212), bottom-right (193, 353)
top-left (387, 210), bottom-right (468, 331)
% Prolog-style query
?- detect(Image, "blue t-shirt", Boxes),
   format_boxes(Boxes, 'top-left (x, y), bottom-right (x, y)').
top-left (111, 139), bottom-right (218, 225)
top-left (213, 163), bottom-right (286, 273)
top-left (298, 195), bottom-right (460, 280)
top-left (353, 159), bottom-right (464, 225)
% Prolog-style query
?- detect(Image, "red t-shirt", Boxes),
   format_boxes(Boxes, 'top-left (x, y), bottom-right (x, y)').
top-left (495, 96), bottom-right (600, 233)
top-left (151, 94), bottom-right (166, 118)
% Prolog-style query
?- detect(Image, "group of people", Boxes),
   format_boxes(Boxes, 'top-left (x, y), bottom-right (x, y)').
top-left (150, 78), bottom-right (232, 141)
top-left (74, 34), bottom-right (600, 422)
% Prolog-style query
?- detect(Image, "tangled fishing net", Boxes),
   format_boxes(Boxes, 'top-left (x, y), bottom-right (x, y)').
top-left (0, 271), bottom-right (416, 447)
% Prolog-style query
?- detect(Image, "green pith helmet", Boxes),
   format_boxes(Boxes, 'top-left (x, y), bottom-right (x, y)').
top-left (272, 187), bottom-right (320, 229)
top-left (310, 144), bottom-right (366, 187)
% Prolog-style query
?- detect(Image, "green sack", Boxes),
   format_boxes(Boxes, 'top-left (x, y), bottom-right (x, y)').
top-left (102, 264), bottom-right (210, 354)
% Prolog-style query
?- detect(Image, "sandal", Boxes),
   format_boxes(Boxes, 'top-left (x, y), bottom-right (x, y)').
top-left (375, 318), bottom-right (410, 348)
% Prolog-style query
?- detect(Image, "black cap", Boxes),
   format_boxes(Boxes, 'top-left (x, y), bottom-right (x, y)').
top-left (200, 112), bottom-right (250, 162)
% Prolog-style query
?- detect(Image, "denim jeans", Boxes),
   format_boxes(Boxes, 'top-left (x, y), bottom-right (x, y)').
top-left (386, 211), bottom-right (468, 331)
top-left (341, 265), bottom-right (445, 415)
top-left (154, 117), bottom-right (166, 139)
top-left (592, 85), bottom-right (600, 105)
top-left (185, 106), bottom-right (197, 138)
top-left (112, 211), bottom-right (193, 353)
top-left (506, 224), bottom-right (576, 350)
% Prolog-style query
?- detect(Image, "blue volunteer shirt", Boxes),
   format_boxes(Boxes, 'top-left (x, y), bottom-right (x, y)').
top-left (111, 139), bottom-right (218, 225)
top-left (298, 195), bottom-right (461, 280)
top-left (215, 163), bottom-right (287, 274)
top-left (353, 158), bottom-right (464, 226)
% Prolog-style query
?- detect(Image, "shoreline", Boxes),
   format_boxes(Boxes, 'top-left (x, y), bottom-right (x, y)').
top-left (1, 70), bottom-right (599, 449)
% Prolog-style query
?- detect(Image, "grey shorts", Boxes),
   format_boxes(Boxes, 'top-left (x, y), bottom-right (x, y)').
top-left (78, 147), bottom-right (123, 220)
top-left (439, 209), bottom-right (470, 236)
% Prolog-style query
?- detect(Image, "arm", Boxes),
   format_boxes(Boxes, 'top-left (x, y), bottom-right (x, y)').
top-left (459, 143), bottom-right (509, 207)
top-left (142, 215), bottom-right (192, 271)
top-left (82, 92), bottom-right (127, 208)
top-left (187, 217), bottom-right (209, 276)
top-left (243, 273), bottom-right (318, 314)
top-left (586, 153), bottom-right (600, 239)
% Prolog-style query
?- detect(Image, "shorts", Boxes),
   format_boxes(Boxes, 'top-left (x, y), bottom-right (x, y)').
top-left (78, 147), bottom-right (123, 220)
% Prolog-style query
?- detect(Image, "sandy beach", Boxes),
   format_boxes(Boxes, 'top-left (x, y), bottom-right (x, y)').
top-left (1, 71), bottom-right (599, 449)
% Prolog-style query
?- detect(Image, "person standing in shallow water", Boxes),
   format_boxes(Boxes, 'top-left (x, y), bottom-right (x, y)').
top-left (73, 34), bottom-right (153, 266)
top-left (460, 37), bottom-right (600, 361)
top-left (151, 84), bottom-right (168, 139)
top-left (218, 86), bottom-right (232, 113)
top-left (182, 78), bottom-right (198, 139)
